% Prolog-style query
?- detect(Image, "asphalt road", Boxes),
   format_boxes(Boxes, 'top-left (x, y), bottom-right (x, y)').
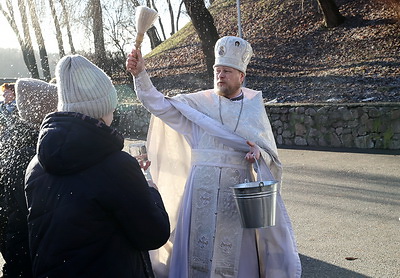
top-left (279, 147), bottom-right (400, 278)
top-left (2, 146), bottom-right (398, 277)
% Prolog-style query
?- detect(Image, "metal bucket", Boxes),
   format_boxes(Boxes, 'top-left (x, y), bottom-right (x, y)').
top-left (231, 180), bottom-right (278, 228)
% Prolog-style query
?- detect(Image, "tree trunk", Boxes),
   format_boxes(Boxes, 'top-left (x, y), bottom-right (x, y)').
top-left (27, 0), bottom-right (51, 81)
top-left (146, 0), bottom-right (163, 48)
top-left (17, 0), bottom-right (40, 79)
top-left (147, 26), bottom-right (162, 49)
top-left (317, 0), bottom-right (345, 28)
top-left (129, 0), bottom-right (140, 6)
top-left (1, 2), bottom-right (36, 78)
top-left (176, 0), bottom-right (184, 30)
top-left (183, 0), bottom-right (219, 78)
top-left (91, 0), bottom-right (107, 70)
top-left (60, 0), bottom-right (76, 54)
top-left (49, 0), bottom-right (65, 58)
top-left (149, 0), bottom-right (166, 40)
top-left (166, 0), bottom-right (175, 35)
top-left (129, 0), bottom-right (164, 48)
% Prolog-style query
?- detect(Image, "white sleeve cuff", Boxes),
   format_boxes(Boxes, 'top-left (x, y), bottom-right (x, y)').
top-left (134, 70), bottom-right (154, 92)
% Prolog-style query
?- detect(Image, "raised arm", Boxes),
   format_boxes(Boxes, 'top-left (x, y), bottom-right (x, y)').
top-left (126, 48), bottom-right (198, 146)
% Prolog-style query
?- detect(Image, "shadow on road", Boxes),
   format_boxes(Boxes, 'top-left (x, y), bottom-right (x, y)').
top-left (300, 254), bottom-right (371, 278)
top-left (278, 145), bottom-right (400, 155)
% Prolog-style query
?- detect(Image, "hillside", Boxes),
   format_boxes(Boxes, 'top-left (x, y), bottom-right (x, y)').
top-left (140, 0), bottom-right (400, 103)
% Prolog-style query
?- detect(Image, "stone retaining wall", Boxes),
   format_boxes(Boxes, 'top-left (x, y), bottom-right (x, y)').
top-left (115, 102), bottom-right (400, 150)
top-left (266, 103), bottom-right (400, 150)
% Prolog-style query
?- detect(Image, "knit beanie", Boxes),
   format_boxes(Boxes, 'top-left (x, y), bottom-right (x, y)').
top-left (15, 78), bottom-right (58, 128)
top-left (56, 55), bottom-right (117, 119)
top-left (213, 36), bottom-right (253, 74)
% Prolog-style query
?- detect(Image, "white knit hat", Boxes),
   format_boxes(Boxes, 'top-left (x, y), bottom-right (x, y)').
top-left (213, 36), bottom-right (253, 74)
top-left (56, 55), bottom-right (117, 119)
top-left (15, 78), bottom-right (58, 128)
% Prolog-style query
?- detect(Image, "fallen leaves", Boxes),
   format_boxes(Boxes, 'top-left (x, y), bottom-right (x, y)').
top-left (143, 0), bottom-right (400, 103)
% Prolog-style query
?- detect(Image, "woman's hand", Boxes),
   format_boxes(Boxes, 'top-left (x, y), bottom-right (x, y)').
top-left (147, 180), bottom-right (158, 190)
top-left (245, 141), bottom-right (261, 163)
top-left (126, 48), bottom-right (145, 77)
top-left (134, 154), bottom-right (156, 189)
top-left (135, 154), bottom-right (151, 171)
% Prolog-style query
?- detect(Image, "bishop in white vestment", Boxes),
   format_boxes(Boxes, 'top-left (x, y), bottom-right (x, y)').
top-left (127, 36), bottom-right (302, 278)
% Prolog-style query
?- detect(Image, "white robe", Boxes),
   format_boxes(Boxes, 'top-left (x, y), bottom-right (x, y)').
top-left (134, 71), bottom-right (301, 278)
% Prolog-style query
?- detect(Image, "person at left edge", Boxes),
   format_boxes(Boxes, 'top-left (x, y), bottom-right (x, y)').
top-left (24, 54), bottom-right (170, 278)
top-left (0, 83), bottom-right (17, 116)
top-left (0, 78), bottom-right (58, 278)
top-left (0, 83), bottom-right (17, 132)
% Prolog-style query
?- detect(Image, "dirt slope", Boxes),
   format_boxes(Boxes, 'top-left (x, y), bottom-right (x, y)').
top-left (143, 0), bottom-right (400, 103)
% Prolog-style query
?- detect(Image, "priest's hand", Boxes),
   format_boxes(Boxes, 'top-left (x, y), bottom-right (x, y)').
top-left (245, 141), bottom-right (261, 163)
top-left (126, 48), bottom-right (145, 77)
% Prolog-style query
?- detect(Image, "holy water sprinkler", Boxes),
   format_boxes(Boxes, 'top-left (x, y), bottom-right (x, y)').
top-left (134, 6), bottom-right (159, 50)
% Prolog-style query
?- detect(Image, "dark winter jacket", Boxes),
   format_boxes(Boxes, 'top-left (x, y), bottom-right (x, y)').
top-left (0, 118), bottom-right (36, 278)
top-left (25, 112), bottom-right (170, 278)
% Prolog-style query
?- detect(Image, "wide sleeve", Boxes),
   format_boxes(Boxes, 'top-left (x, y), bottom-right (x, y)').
top-left (134, 70), bottom-right (199, 145)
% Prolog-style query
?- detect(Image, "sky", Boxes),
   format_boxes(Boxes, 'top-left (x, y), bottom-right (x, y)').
top-left (0, 0), bottom-right (194, 78)
top-left (0, 0), bottom-right (190, 54)
top-left (0, 1), bottom-right (191, 79)
top-left (0, 16), bottom-right (20, 50)
top-left (0, 8), bottom-right (153, 55)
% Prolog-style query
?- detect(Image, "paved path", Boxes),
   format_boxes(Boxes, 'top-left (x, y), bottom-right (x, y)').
top-left (279, 147), bottom-right (399, 278)
top-left (2, 145), bottom-right (398, 277)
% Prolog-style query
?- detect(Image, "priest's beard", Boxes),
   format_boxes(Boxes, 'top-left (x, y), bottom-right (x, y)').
top-left (214, 80), bottom-right (242, 98)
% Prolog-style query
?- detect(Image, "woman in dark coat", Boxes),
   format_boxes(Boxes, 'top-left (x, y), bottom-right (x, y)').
top-left (24, 55), bottom-right (170, 278)
top-left (0, 78), bottom-right (58, 278)
top-left (0, 117), bottom-right (37, 278)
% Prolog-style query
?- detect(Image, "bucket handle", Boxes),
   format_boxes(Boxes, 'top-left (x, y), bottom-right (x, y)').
top-left (252, 154), bottom-right (264, 186)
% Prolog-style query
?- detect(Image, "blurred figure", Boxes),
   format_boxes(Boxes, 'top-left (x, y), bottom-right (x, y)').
top-left (0, 78), bottom-right (57, 278)
top-left (0, 83), bottom-right (16, 115)
top-left (0, 83), bottom-right (17, 131)
top-left (25, 55), bottom-right (170, 278)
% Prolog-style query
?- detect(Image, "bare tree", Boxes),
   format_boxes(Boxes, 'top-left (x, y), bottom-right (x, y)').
top-left (129, 0), bottom-right (140, 6)
top-left (0, 0), bottom-right (39, 78)
top-left (18, 0), bottom-right (41, 78)
top-left (317, 0), bottom-right (345, 27)
top-left (146, 0), bottom-right (162, 49)
top-left (27, 0), bottom-right (51, 80)
top-left (90, 0), bottom-right (107, 69)
top-left (128, 0), bottom-right (163, 49)
top-left (59, 0), bottom-right (76, 54)
top-left (183, 0), bottom-right (219, 77)
top-left (176, 0), bottom-right (184, 30)
top-left (49, 0), bottom-right (65, 58)
top-left (151, 0), bottom-right (166, 40)
top-left (103, 0), bottom-right (135, 61)
top-left (166, 0), bottom-right (175, 35)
